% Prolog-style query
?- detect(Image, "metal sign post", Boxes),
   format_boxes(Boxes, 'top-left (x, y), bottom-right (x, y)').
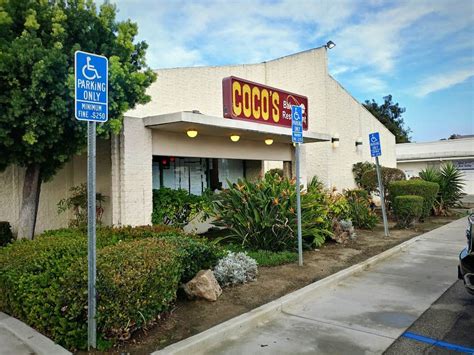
top-left (87, 121), bottom-right (96, 348)
top-left (369, 132), bottom-right (389, 237)
top-left (75, 51), bottom-right (108, 350)
top-left (292, 106), bottom-right (304, 266)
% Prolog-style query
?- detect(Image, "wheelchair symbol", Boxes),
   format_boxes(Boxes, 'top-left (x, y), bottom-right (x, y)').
top-left (82, 56), bottom-right (101, 80)
top-left (370, 135), bottom-right (378, 143)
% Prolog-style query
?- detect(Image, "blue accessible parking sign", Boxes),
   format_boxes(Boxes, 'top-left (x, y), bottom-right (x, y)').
top-left (291, 106), bottom-right (303, 144)
top-left (75, 51), bottom-right (108, 122)
top-left (369, 132), bottom-right (382, 157)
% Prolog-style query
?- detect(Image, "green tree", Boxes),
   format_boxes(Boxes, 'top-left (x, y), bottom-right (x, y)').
top-left (363, 95), bottom-right (411, 143)
top-left (0, 0), bottom-right (156, 239)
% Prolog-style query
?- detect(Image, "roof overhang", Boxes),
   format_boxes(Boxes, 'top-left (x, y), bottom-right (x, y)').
top-left (398, 156), bottom-right (474, 163)
top-left (142, 111), bottom-right (330, 144)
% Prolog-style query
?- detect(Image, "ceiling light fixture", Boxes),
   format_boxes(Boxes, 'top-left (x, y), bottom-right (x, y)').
top-left (265, 138), bottom-right (274, 145)
top-left (186, 129), bottom-right (198, 138)
top-left (230, 134), bottom-right (240, 142)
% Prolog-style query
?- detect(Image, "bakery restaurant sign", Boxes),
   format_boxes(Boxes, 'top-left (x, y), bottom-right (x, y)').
top-left (222, 76), bottom-right (308, 130)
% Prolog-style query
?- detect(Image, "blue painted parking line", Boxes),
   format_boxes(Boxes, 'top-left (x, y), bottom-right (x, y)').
top-left (402, 331), bottom-right (474, 354)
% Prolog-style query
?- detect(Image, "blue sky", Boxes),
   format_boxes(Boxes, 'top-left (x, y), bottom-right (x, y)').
top-left (113, 0), bottom-right (474, 142)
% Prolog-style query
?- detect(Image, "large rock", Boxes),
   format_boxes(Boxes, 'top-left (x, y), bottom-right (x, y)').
top-left (183, 269), bottom-right (222, 301)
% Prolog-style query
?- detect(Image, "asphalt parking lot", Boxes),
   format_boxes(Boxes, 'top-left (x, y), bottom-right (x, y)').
top-left (385, 280), bottom-right (474, 354)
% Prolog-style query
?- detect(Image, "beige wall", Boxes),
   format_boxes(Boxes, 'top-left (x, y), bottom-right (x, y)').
top-left (129, 47), bottom-right (396, 191)
top-left (245, 160), bottom-right (264, 181)
top-left (0, 140), bottom-right (112, 235)
top-left (111, 117), bottom-right (153, 227)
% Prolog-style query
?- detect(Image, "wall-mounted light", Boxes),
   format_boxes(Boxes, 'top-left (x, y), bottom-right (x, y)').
top-left (230, 134), bottom-right (240, 142)
top-left (265, 138), bottom-right (274, 145)
top-left (331, 134), bottom-right (340, 148)
top-left (186, 129), bottom-right (198, 138)
top-left (355, 137), bottom-right (363, 147)
top-left (325, 40), bottom-right (336, 49)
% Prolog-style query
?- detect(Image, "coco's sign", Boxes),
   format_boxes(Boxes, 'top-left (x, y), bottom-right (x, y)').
top-left (222, 76), bottom-right (308, 130)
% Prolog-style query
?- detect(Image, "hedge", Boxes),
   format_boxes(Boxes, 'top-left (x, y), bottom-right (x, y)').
top-left (0, 225), bottom-right (222, 350)
top-left (393, 195), bottom-right (424, 228)
top-left (360, 167), bottom-right (406, 197)
top-left (388, 180), bottom-right (439, 218)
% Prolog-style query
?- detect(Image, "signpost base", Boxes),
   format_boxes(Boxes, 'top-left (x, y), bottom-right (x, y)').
top-left (375, 156), bottom-right (389, 237)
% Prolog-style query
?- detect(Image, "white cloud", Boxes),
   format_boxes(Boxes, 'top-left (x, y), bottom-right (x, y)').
top-left (110, 0), bottom-right (474, 85)
top-left (414, 68), bottom-right (474, 97)
top-left (330, 0), bottom-right (474, 74)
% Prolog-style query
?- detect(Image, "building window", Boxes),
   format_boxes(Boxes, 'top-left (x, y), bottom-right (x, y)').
top-left (152, 156), bottom-right (245, 195)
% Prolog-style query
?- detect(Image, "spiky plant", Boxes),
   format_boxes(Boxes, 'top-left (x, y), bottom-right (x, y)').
top-left (419, 166), bottom-right (440, 183)
top-left (419, 163), bottom-right (465, 215)
top-left (438, 162), bottom-right (465, 213)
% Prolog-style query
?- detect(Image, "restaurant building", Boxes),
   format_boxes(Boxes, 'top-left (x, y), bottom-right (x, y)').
top-left (0, 46), bottom-right (396, 234)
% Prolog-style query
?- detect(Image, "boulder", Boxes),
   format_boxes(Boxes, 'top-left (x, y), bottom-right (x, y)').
top-left (183, 269), bottom-right (222, 301)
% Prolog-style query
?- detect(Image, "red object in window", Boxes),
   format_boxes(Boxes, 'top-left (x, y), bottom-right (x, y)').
top-left (170, 156), bottom-right (175, 162)
top-left (162, 159), bottom-right (168, 165)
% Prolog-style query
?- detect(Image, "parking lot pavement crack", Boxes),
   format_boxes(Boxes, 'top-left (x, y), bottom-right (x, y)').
top-left (280, 308), bottom-right (397, 341)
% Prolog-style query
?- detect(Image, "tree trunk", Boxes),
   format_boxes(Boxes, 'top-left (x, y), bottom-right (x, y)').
top-left (17, 164), bottom-right (42, 240)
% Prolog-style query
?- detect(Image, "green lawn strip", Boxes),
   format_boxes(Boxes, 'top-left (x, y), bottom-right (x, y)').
top-left (223, 243), bottom-right (298, 267)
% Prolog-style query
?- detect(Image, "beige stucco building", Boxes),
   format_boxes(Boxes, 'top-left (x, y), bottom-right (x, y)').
top-left (397, 138), bottom-right (474, 195)
top-left (0, 46), bottom-right (396, 235)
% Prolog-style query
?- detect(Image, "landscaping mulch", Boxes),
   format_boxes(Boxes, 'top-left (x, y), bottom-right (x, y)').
top-left (94, 216), bottom-right (461, 355)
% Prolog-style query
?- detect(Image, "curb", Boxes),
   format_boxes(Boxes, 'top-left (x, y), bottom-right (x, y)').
top-left (155, 221), bottom-right (459, 355)
top-left (0, 312), bottom-right (71, 355)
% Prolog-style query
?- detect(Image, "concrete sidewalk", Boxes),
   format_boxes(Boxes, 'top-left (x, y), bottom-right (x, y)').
top-left (0, 312), bottom-right (70, 355)
top-left (159, 217), bottom-right (468, 355)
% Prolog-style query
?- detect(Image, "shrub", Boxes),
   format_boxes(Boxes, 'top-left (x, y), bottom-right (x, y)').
top-left (420, 163), bottom-right (465, 215)
top-left (307, 175), bottom-right (325, 192)
top-left (214, 252), bottom-right (258, 286)
top-left (96, 226), bottom-right (223, 283)
top-left (352, 162), bottom-right (375, 188)
top-left (265, 168), bottom-right (283, 178)
top-left (152, 188), bottom-right (205, 227)
top-left (212, 174), bottom-right (332, 251)
top-left (393, 195), bottom-right (424, 228)
top-left (388, 180), bottom-right (439, 219)
top-left (156, 232), bottom-right (224, 283)
top-left (0, 225), bottom-right (221, 350)
top-left (57, 183), bottom-right (106, 227)
top-left (326, 191), bottom-right (350, 221)
top-left (344, 189), bottom-right (378, 229)
top-left (0, 222), bottom-right (13, 247)
top-left (0, 235), bottom-right (88, 349)
top-left (360, 167), bottom-right (406, 200)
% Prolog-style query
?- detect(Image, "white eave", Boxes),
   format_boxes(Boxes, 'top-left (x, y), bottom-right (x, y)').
top-left (396, 138), bottom-right (474, 163)
top-left (142, 111), bottom-right (330, 144)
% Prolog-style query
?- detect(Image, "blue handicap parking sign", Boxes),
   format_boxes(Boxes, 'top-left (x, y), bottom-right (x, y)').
top-left (75, 51), bottom-right (108, 122)
top-left (291, 106), bottom-right (303, 144)
top-left (369, 132), bottom-right (382, 157)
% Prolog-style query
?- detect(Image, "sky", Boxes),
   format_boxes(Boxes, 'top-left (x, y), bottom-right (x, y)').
top-left (112, 0), bottom-right (474, 142)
